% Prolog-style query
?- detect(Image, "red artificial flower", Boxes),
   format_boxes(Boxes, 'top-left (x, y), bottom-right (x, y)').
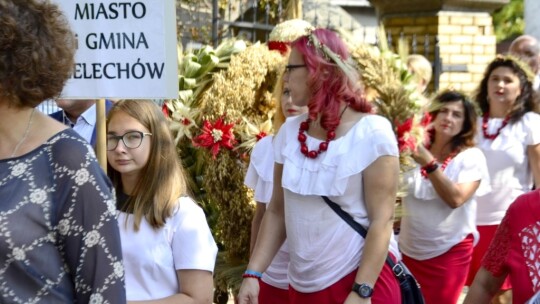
top-left (162, 103), bottom-right (170, 118)
top-left (396, 117), bottom-right (416, 153)
top-left (193, 116), bottom-right (237, 159)
top-left (420, 112), bottom-right (432, 127)
top-left (256, 131), bottom-right (267, 141)
top-left (420, 113), bottom-right (433, 146)
top-left (268, 41), bottom-right (289, 55)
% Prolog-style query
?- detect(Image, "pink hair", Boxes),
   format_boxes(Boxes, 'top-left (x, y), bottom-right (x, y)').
top-left (291, 28), bottom-right (371, 132)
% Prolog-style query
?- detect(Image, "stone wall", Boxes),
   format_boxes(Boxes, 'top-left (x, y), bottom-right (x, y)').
top-left (383, 11), bottom-right (497, 93)
top-left (369, 0), bottom-right (508, 94)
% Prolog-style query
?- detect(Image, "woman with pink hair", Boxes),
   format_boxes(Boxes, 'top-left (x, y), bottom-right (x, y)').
top-left (238, 28), bottom-right (401, 304)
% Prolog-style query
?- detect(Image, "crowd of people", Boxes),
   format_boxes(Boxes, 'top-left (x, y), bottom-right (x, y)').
top-left (2, 0), bottom-right (540, 303)
top-left (239, 28), bottom-right (540, 304)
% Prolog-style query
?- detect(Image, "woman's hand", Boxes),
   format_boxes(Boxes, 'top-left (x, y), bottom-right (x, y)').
top-left (412, 145), bottom-right (434, 166)
top-left (344, 292), bottom-right (371, 304)
top-left (237, 278), bottom-right (260, 304)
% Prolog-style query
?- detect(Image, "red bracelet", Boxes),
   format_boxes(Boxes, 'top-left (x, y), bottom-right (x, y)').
top-left (422, 159), bottom-right (436, 169)
top-left (242, 274), bottom-right (261, 280)
top-left (420, 159), bottom-right (438, 178)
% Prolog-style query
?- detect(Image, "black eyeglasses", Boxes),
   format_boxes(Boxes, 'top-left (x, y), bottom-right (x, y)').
top-left (285, 64), bottom-right (307, 72)
top-left (107, 131), bottom-right (152, 151)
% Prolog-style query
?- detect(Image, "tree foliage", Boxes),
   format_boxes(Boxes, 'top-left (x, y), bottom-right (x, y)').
top-left (492, 0), bottom-right (523, 42)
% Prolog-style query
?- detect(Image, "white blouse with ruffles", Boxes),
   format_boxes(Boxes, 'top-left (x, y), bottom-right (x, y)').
top-left (273, 113), bottom-right (401, 293)
top-left (475, 112), bottom-right (540, 225)
top-left (244, 135), bottom-right (290, 289)
top-left (399, 147), bottom-right (490, 260)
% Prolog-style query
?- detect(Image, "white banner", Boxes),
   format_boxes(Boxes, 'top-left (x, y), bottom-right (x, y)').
top-left (54, 0), bottom-right (178, 99)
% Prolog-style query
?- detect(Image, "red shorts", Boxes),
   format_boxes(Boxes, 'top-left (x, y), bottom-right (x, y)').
top-left (258, 280), bottom-right (288, 304)
top-left (466, 225), bottom-right (511, 289)
top-left (402, 234), bottom-right (473, 304)
top-left (288, 254), bottom-right (401, 304)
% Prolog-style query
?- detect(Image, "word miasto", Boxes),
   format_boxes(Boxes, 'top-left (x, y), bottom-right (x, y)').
top-left (75, 2), bottom-right (146, 20)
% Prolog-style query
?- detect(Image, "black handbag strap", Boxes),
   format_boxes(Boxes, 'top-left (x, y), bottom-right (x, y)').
top-left (321, 196), bottom-right (404, 279)
top-left (322, 195), bottom-right (368, 238)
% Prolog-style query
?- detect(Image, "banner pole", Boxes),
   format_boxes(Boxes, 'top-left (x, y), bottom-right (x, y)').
top-left (96, 98), bottom-right (107, 173)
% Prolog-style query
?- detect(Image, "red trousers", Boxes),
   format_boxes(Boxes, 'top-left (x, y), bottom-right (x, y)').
top-left (403, 234), bottom-right (473, 304)
top-left (258, 280), bottom-right (288, 304)
top-left (288, 254), bottom-right (401, 304)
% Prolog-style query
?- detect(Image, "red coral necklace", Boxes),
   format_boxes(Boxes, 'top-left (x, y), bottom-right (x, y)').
top-left (482, 112), bottom-right (509, 140)
top-left (298, 104), bottom-right (348, 159)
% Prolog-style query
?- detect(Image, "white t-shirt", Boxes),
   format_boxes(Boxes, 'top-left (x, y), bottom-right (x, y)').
top-left (475, 112), bottom-right (540, 225)
top-left (244, 135), bottom-right (290, 289)
top-left (245, 135), bottom-right (275, 203)
top-left (118, 196), bottom-right (218, 301)
top-left (399, 148), bottom-right (490, 260)
top-left (274, 113), bottom-right (401, 293)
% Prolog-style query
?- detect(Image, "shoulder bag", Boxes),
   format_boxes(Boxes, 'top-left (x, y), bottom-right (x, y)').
top-left (322, 196), bottom-right (425, 304)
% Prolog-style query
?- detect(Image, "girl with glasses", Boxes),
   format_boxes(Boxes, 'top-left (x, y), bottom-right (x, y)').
top-left (107, 100), bottom-right (218, 303)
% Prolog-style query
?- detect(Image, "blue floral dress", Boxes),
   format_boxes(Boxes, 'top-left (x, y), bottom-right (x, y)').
top-left (0, 129), bottom-right (125, 303)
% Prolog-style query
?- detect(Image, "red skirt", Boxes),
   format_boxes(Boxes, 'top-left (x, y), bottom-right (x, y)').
top-left (402, 234), bottom-right (473, 304)
top-left (258, 280), bottom-right (288, 304)
top-left (288, 254), bottom-right (401, 304)
top-left (466, 225), bottom-right (511, 289)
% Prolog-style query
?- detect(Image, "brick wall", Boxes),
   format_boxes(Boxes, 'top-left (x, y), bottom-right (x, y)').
top-left (382, 11), bottom-right (497, 94)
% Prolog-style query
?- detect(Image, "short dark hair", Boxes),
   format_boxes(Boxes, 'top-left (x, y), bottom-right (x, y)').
top-left (0, 0), bottom-right (76, 107)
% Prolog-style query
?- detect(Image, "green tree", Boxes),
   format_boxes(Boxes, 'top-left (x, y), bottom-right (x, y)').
top-left (492, 0), bottom-right (523, 42)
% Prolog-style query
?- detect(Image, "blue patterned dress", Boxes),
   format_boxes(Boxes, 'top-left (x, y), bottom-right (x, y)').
top-left (0, 129), bottom-right (125, 303)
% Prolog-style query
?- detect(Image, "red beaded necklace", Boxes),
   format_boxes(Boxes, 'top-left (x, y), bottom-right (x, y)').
top-left (297, 105), bottom-right (348, 159)
top-left (420, 142), bottom-right (457, 179)
top-left (482, 113), bottom-right (510, 140)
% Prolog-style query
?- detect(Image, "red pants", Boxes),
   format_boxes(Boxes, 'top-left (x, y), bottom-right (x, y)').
top-left (466, 225), bottom-right (511, 289)
top-left (403, 234), bottom-right (473, 304)
top-left (258, 280), bottom-right (288, 304)
top-left (288, 254), bottom-right (401, 304)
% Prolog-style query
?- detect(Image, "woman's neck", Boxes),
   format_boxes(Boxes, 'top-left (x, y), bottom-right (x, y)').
top-left (488, 102), bottom-right (511, 118)
top-left (430, 134), bottom-right (453, 160)
top-left (121, 174), bottom-right (139, 195)
top-left (0, 103), bottom-right (34, 157)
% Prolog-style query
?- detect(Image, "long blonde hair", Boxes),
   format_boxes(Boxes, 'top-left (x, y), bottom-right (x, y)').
top-left (107, 100), bottom-right (188, 231)
top-left (272, 72), bottom-right (287, 132)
